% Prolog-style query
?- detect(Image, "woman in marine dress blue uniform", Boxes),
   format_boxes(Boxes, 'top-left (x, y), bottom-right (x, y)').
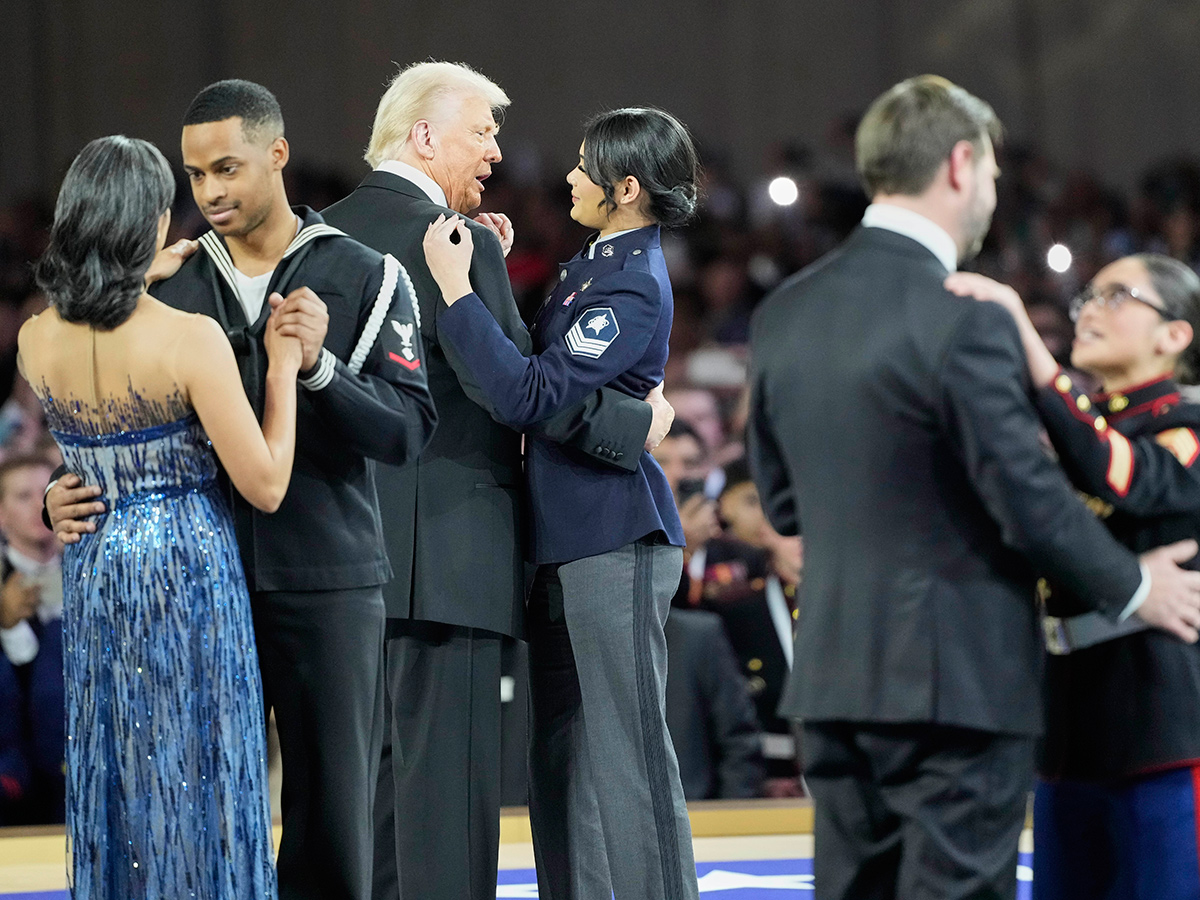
top-left (947, 256), bottom-right (1200, 900)
top-left (424, 108), bottom-right (701, 900)
top-left (19, 135), bottom-right (302, 899)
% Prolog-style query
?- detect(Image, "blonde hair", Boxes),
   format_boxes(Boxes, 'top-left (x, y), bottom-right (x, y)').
top-left (365, 61), bottom-right (510, 168)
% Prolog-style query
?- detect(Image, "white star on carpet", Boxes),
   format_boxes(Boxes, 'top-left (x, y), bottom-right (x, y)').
top-left (497, 868), bottom-right (814, 897)
top-left (696, 869), bottom-right (814, 891)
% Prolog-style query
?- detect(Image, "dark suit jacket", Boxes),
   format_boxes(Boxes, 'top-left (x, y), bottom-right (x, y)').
top-left (664, 607), bottom-right (764, 800)
top-left (322, 171), bottom-right (651, 636)
top-left (747, 225), bottom-right (1143, 736)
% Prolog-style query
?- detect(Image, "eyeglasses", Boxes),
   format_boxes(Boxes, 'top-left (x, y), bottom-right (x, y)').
top-left (1068, 283), bottom-right (1176, 322)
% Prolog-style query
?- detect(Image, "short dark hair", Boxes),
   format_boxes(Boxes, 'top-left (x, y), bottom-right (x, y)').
top-left (1135, 253), bottom-right (1200, 383)
top-left (664, 418), bottom-right (702, 446)
top-left (35, 135), bottom-right (174, 330)
top-left (582, 108), bottom-right (700, 227)
top-left (182, 79), bottom-right (284, 145)
top-left (856, 75), bottom-right (1002, 198)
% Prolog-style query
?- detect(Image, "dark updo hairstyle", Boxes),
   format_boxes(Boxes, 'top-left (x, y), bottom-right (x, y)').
top-left (35, 135), bottom-right (175, 330)
top-left (581, 107), bottom-right (700, 227)
top-left (1135, 252), bottom-right (1200, 384)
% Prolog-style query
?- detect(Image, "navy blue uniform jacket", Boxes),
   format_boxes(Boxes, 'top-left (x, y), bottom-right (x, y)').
top-left (438, 225), bottom-right (684, 565)
top-left (152, 206), bottom-right (436, 591)
top-left (1035, 373), bottom-right (1200, 779)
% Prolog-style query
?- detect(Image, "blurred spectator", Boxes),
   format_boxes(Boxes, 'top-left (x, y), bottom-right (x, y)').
top-left (653, 420), bottom-right (721, 557)
top-left (0, 453), bottom-right (65, 823)
top-left (663, 385), bottom-right (742, 471)
top-left (654, 424), bottom-right (804, 796)
top-left (664, 591), bottom-right (764, 800)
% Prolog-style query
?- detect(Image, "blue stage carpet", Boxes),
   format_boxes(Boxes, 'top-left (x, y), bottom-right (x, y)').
top-left (3, 852), bottom-right (1035, 899)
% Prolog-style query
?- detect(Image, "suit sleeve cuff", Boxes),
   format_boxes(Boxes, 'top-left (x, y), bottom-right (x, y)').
top-left (1119, 562), bottom-right (1151, 621)
top-left (298, 348), bottom-right (336, 391)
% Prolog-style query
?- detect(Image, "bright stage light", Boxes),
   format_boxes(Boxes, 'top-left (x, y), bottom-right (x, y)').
top-left (1047, 243), bottom-right (1072, 273)
top-left (768, 176), bottom-right (799, 206)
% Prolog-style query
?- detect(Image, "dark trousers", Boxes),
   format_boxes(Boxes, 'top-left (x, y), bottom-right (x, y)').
top-left (253, 587), bottom-right (386, 900)
top-left (803, 721), bottom-right (1034, 900)
top-left (372, 618), bottom-right (503, 900)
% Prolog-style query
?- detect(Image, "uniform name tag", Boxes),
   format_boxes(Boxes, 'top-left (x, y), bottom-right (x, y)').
top-left (565, 307), bottom-right (620, 359)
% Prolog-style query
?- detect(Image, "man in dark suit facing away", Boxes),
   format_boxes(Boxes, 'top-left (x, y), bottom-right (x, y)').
top-left (321, 61), bottom-right (671, 900)
top-left (747, 74), bottom-right (1200, 900)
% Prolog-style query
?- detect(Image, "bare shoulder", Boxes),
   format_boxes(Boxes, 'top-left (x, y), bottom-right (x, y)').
top-left (170, 311), bottom-right (230, 360)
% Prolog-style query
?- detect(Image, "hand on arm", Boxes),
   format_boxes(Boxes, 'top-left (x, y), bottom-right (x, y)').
top-left (643, 383), bottom-right (675, 452)
top-left (178, 313), bottom-right (301, 512)
top-left (1135, 539), bottom-right (1200, 642)
top-left (944, 272), bottom-right (1060, 388)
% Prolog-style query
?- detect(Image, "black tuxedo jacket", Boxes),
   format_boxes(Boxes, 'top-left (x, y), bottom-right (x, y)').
top-left (323, 171), bottom-right (650, 636)
top-left (748, 225), bottom-right (1142, 736)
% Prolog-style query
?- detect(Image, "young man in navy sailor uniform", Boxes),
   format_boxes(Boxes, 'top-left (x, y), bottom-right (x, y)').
top-left (47, 80), bottom-right (435, 900)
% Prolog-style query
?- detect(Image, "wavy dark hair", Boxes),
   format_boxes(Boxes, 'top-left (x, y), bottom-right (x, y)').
top-left (35, 135), bottom-right (175, 330)
top-left (581, 108), bottom-right (700, 227)
top-left (1135, 252), bottom-right (1200, 384)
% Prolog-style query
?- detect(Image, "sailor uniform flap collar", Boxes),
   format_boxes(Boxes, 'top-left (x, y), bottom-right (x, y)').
top-left (197, 206), bottom-right (347, 316)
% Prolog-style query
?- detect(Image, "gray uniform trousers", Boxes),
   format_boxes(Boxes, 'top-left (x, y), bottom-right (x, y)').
top-left (527, 540), bottom-right (699, 900)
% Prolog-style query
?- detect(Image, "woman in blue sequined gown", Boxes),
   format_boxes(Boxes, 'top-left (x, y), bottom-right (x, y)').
top-left (18, 136), bottom-right (302, 899)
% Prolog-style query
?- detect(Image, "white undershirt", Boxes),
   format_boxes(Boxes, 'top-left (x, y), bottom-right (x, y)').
top-left (232, 269), bottom-right (273, 326)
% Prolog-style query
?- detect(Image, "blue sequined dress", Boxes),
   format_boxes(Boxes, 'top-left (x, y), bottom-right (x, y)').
top-left (41, 390), bottom-right (276, 900)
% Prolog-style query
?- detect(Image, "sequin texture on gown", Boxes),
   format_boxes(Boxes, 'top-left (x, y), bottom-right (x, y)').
top-left (41, 388), bottom-right (276, 900)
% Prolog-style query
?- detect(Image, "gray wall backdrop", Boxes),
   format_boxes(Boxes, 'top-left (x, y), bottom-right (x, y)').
top-left (4, 0), bottom-right (1200, 204)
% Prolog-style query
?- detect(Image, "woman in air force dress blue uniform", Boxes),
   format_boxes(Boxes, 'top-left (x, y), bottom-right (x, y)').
top-left (424, 108), bottom-right (702, 900)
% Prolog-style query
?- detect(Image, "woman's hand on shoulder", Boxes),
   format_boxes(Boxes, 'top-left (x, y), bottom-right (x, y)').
top-left (944, 272), bottom-right (1027, 321)
top-left (423, 214), bottom-right (475, 306)
top-left (145, 239), bottom-right (198, 288)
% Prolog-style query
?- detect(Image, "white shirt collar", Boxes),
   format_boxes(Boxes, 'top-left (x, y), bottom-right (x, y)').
top-left (376, 160), bottom-right (448, 208)
top-left (861, 203), bottom-right (959, 273)
top-left (586, 227), bottom-right (644, 259)
top-left (6, 544), bottom-right (56, 576)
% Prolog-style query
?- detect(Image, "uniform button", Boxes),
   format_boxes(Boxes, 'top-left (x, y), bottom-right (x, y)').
top-left (1076, 395), bottom-right (1091, 411)
top-left (632, 249), bottom-right (642, 255)
top-left (560, 270), bottom-right (568, 281)
top-left (747, 658), bottom-right (763, 672)
top-left (615, 452), bottom-right (623, 459)
top-left (594, 445), bottom-right (603, 454)
top-left (1109, 393), bottom-right (1128, 412)
top-left (1055, 374), bottom-right (1073, 393)
top-left (1094, 416), bottom-right (1107, 432)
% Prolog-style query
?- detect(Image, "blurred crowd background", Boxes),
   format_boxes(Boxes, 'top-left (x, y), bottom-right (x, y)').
top-left (5, 0), bottom-right (1200, 823)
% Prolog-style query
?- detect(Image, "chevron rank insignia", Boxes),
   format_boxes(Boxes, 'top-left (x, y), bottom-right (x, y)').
top-left (565, 307), bottom-right (619, 359)
top-left (1156, 427), bottom-right (1200, 467)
